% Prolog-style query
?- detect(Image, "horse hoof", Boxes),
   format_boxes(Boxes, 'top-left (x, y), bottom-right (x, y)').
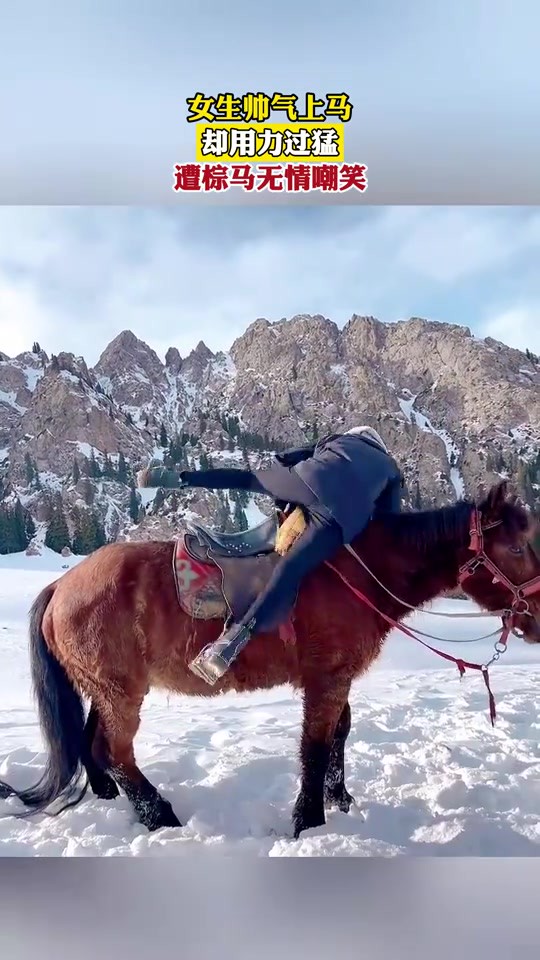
top-left (93, 778), bottom-right (120, 801)
top-left (145, 799), bottom-right (182, 832)
top-left (292, 796), bottom-right (325, 838)
top-left (324, 786), bottom-right (356, 813)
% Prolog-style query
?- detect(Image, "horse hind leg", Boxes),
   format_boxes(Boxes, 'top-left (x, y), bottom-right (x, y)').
top-left (324, 700), bottom-right (356, 813)
top-left (82, 705), bottom-right (119, 800)
top-left (96, 691), bottom-right (181, 832)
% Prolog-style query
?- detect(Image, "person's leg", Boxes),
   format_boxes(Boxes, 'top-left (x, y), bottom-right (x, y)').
top-left (251, 464), bottom-right (319, 510)
top-left (189, 511), bottom-right (343, 684)
top-left (140, 462), bottom-right (320, 509)
top-left (241, 512), bottom-right (342, 633)
top-left (182, 467), bottom-right (264, 491)
top-left (138, 464), bottom-right (265, 491)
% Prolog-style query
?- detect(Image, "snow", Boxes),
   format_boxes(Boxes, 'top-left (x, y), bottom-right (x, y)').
top-left (68, 441), bottom-right (101, 459)
top-left (22, 365), bottom-right (43, 392)
top-left (36, 470), bottom-right (63, 492)
top-left (214, 352), bottom-right (237, 379)
top-left (1, 554), bottom-right (540, 857)
top-left (138, 486), bottom-right (159, 508)
top-left (0, 389), bottom-right (27, 414)
top-left (178, 372), bottom-right (198, 418)
top-left (59, 370), bottom-right (80, 385)
top-left (399, 394), bottom-right (465, 499)
top-left (244, 497), bottom-right (271, 527)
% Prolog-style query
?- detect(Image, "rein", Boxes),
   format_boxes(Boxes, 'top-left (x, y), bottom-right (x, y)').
top-left (324, 507), bottom-right (540, 726)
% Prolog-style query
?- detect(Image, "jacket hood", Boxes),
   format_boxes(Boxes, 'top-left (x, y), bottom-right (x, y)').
top-left (345, 425), bottom-right (389, 453)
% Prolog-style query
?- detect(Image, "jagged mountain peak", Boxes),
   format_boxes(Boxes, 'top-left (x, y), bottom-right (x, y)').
top-left (1, 313), bottom-right (539, 558)
top-left (191, 340), bottom-right (213, 359)
top-left (165, 346), bottom-right (182, 373)
top-left (95, 330), bottom-right (163, 373)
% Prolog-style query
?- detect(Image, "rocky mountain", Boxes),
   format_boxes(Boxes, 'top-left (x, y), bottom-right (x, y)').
top-left (1, 315), bottom-right (539, 556)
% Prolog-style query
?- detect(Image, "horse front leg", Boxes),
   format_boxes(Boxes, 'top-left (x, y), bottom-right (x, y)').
top-left (293, 675), bottom-right (351, 838)
top-left (324, 700), bottom-right (355, 813)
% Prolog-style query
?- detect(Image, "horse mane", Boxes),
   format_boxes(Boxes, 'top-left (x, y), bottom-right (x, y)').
top-left (377, 499), bottom-right (474, 552)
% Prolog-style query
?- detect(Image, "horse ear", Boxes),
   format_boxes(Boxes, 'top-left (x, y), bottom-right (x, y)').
top-left (482, 480), bottom-right (508, 517)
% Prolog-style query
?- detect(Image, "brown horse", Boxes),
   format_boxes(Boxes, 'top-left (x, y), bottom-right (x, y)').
top-left (1, 480), bottom-right (540, 839)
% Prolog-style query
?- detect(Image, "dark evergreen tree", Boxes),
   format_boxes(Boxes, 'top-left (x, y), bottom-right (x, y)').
top-left (102, 453), bottom-right (115, 479)
top-left (129, 482), bottom-right (140, 523)
top-left (24, 510), bottom-right (36, 544)
top-left (0, 506), bottom-right (17, 553)
top-left (72, 508), bottom-right (106, 555)
top-left (160, 423), bottom-right (168, 447)
top-left (216, 499), bottom-right (234, 532)
top-left (89, 450), bottom-right (101, 479)
top-left (45, 497), bottom-right (70, 553)
top-left (0, 501), bottom-right (34, 553)
top-left (232, 498), bottom-right (248, 532)
top-left (24, 452), bottom-right (35, 485)
top-left (117, 451), bottom-right (128, 484)
top-left (72, 458), bottom-right (81, 484)
top-left (13, 498), bottom-right (26, 546)
top-left (152, 487), bottom-right (166, 512)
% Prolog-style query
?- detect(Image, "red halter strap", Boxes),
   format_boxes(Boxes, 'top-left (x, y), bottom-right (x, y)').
top-left (458, 508), bottom-right (540, 634)
top-left (324, 505), bottom-right (540, 727)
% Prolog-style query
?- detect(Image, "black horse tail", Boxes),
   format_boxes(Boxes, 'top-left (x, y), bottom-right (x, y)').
top-left (0, 583), bottom-right (87, 815)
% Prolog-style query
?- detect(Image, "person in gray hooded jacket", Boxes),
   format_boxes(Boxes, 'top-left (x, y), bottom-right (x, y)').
top-left (138, 426), bottom-right (403, 685)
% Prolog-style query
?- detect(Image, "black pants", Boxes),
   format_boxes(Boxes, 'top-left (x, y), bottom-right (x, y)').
top-left (182, 464), bottom-right (318, 510)
top-left (240, 509), bottom-right (343, 633)
top-left (182, 466), bottom-right (343, 632)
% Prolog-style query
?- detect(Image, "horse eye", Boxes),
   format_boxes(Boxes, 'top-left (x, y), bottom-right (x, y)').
top-left (509, 545), bottom-right (524, 555)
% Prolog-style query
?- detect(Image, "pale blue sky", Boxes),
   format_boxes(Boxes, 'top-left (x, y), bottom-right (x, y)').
top-left (0, 206), bottom-right (539, 364)
top-left (2, 1), bottom-right (537, 150)
top-left (1, 2), bottom-right (540, 202)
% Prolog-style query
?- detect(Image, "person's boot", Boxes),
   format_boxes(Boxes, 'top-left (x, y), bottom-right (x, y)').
top-left (188, 619), bottom-right (255, 685)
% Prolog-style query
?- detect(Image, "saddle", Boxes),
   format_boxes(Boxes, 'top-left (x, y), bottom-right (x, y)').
top-left (172, 508), bottom-right (306, 640)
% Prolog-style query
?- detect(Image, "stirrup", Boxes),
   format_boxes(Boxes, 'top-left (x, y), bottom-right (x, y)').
top-left (188, 622), bottom-right (254, 686)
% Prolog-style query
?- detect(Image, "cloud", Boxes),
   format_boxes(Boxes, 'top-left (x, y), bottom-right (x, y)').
top-left (1, 207), bottom-right (540, 366)
top-left (0, 274), bottom-right (57, 356)
top-left (395, 208), bottom-right (540, 283)
top-left (481, 305), bottom-right (540, 356)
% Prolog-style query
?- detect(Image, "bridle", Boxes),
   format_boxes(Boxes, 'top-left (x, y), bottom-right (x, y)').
top-left (458, 508), bottom-right (540, 653)
top-left (323, 504), bottom-right (540, 725)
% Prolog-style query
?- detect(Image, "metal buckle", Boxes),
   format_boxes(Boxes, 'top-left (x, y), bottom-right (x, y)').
top-left (483, 637), bottom-right (508, 670)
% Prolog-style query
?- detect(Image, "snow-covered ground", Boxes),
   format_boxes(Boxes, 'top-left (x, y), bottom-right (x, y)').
top-left (0, 549), bottom-right (539, 857)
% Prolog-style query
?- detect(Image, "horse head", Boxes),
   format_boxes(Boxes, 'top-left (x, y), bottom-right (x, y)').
top-left (458, 480), bottom-right (540, 643)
